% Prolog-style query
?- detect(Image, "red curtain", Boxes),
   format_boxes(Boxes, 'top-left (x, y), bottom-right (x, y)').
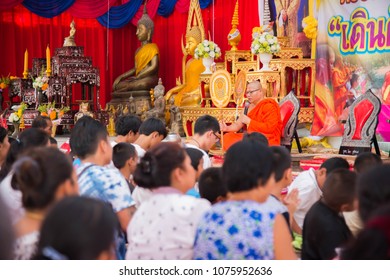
top-left (0, 1), bottom-right (259, 108)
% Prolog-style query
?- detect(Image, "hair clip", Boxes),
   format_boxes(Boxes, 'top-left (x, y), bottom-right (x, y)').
top-left (42, 246), bottom-right (68, 260)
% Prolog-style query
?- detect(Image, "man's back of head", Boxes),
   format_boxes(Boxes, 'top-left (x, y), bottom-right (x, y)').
top-left (270, 146), bottom-right (291, 186)
top-left (70, 116), bottom-right (108, 160)
top-left (243, 132), bottom-right (269, 146)
top-left (194, 115), bottom-right (220, 136)
top-left (115, 114), bottom-right (142, 137)
top-left (354, 152), bottom-right (382, 174)
top-left (139, 117), bottom-right (167, 138)
top-left (32, 115), bottom-right (52, 135)
top-left (320, 157), bottom-right (350, 175)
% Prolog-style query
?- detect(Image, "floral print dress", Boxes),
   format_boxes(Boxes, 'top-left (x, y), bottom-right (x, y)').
top-left (193, 200), bottom-right (276, 260)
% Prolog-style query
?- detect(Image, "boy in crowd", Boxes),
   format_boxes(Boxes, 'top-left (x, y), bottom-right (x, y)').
top-left (198, 167), bottom-right (227, 204)
top-left (302, 169), bottom-right (356, 260)
top-left (113, 142), bottom-right (138, 193)
top-left (112, 114), bottom-right (142, 146)
top-left (131, 117), bottom-right (167, 159)
top-left (185, 115), bottom-right (220, 169)
top-left (32, 115), bottom-right (53, 136)
top-left (70, 116), bottom-right (135, 259)
top-left (288, 157), bottom-right (350, 234)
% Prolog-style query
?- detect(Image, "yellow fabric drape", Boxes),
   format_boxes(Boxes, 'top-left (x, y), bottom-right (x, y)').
top-left (135, 43), bottom-right (159, 75)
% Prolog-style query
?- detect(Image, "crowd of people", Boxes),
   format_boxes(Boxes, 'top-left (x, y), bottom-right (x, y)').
top-left (0, 99), bottom-right (389, 260)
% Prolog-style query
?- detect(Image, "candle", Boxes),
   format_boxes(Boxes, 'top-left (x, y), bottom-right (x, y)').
top-left (46, 45), bottom-right (51, 76)
top-left (23, 49), bottom-right (28, 78)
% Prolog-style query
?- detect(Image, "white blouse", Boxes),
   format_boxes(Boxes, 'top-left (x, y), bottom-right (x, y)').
top-left (126, 187), bottom-right (211, 260)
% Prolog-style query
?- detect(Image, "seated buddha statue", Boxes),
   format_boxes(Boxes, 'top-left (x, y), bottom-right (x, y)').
top-left (63, 20), bottom-right (76, 47)
top-left (111, 8), bottom-right (159, 100)
top-left (165, 25), bottom-right (205, 107)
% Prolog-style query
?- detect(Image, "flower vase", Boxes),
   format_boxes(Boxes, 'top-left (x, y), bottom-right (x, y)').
top-left (51, 123), bottom-right (57, 137)
top-left (259, 53), bottom-right (273, 71)
top-left (202, 57), bottom-right (214, 74)
top-left (37, 89), bottom-right (44, 106)
top-left (12, 122), bottom-right (20, 138)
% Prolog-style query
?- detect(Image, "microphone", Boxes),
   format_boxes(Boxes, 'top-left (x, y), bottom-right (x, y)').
top-left (243, 101), bottom-right (250, 115)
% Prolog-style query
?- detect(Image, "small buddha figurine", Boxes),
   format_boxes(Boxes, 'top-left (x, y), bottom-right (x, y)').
top-left (74, 102), bottom-right (93, 123)
top-left (169, 98), bottom-right (184, 136)
top-left (165, 0), bottom-right (205, 107)
top-left (129, 95), bottom-right (136, 114)
top-left (107, 116), bottom-right (116, 137)
top-left (111, 6), bottom-right (159, 98)
top-left (63, 20), bottom-right (76, 47)
top-left (145, 78), bottom-right (166, 125)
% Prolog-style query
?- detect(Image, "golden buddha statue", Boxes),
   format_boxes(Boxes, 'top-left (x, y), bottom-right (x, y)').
top-left (111, 6), bottom-right (159, 101)
top-left (165, 0), bottom-right (205, 107)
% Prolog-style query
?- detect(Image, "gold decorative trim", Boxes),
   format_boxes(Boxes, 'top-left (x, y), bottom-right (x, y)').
top-left (270, 59), bottom-right (316, 105)
top-left (298, 107), bottom-right (314, 123)
top-left (210, 70), bottom-right (232, 108)
top-left (234, 61), bottom-right (257, 74)
top-left (274, 48), bottom-right (303, 59)
top-left (234, 70), bottom-right (246, 106)
top-left (181, 107), bottom-right (239, 137)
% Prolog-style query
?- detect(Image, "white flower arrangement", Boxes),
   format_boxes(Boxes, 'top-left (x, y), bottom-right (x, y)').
top-left (8, 102), bottom-right (27, 123)
top-left (251, 32), bottom-right (281, 55)
top-left (8, 112), bottom-right (20, 122)
top-left (194, 40), bottom-right (222, 59)
top-left (32, 75), bottom-right (49, 91)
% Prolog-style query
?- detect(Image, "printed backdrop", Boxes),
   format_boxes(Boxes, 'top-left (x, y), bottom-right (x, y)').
top-left (311, 0), bottom-right (390, 139)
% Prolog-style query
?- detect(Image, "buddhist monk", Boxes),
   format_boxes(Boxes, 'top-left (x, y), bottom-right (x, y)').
top-left (220, 80), bottom-right (282, 150)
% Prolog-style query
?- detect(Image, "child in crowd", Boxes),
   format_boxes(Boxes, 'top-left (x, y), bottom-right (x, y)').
top-left (185, 115), bottom-right (220, 169)
top-left (358, 165), bottom-right (390, 224)
top-left (242, 131), bottom-right (269, 146)
top-left (31, 115), bottom-right (53, 136)
top-left (113, 143), bottom-right (138, 193)
top-left (185, 147), bottom-right (204, 198)
top-left (301, 169), bottom-right (356, 260)
top-left (112, 114), bottom-right (142, 146)
top-left (198, 167), bottom-right (227, 204)
top-left (344, 152), bottom-right (382, 236)
top-left (194, 141), bottom-right (296, 260)
top-left (288, 157), bottom-right (350, 234)
top-left (33, 196), bottom-right (118, 260)
top-left (266, 146), bottom-right (299, 231)
top-left (70, 116), bottom-right (135, 260)
top-left (0, 128), bottom-right (50, 224)
top-left (126, 143), bottom-right (210, 260)
top-left (131, 117), bottom-right (167, 159)
top-left (12, 147), bottom-right (78, 259)
top-left (340, 205), bottom-right (390, 260)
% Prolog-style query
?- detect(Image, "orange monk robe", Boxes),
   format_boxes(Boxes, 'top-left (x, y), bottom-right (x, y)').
top-left (223, 98), bottom-right (282, 150)
top-left (382, 71), bottom-right (390, 105)
top-left (135, 43), bottom-right (159, 75)
top-left (311, 81), bottom-right (342, 136)
top-left (332, 67), bottom-right (349, 118)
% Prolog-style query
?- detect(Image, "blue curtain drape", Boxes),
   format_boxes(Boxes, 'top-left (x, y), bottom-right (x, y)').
top-left (22, 0), bottom-right (75, 18)
top-left (157, 0), bottom-right (178, 18)
top-left (97, 0), bottom-right (144, 29)
top-left (199, 0), bottom-right (212, 9)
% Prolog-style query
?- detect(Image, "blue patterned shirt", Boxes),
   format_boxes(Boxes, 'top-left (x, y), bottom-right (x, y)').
top-left (193, 200), bottom-right (277, 260)
top-left (76, 163), bottom-right (135, 259)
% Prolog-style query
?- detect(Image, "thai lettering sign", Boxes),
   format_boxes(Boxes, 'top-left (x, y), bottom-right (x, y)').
top-left (311, 1), bottom-right (390, 137)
